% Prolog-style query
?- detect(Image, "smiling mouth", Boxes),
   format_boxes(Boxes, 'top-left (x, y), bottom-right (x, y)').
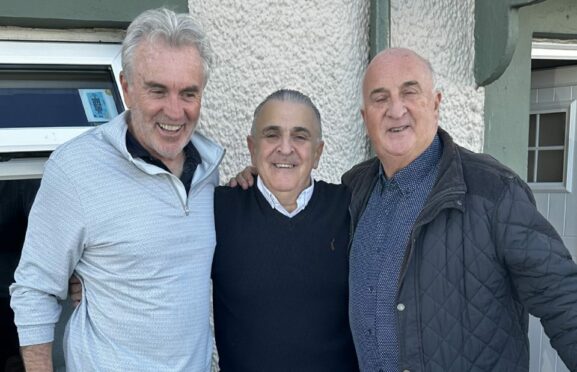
top-left (157, 122), bottom-right (184, 133)
top-left (388, 125), bottom-right (410, 133)
top-left (274, 163), bottom-right (295, 169)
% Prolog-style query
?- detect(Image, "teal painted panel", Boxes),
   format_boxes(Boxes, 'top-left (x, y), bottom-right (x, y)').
top-left (474, 0), bottom-right (545, 86)
top-left (369, 0), bottom-right (389, 59)
top-left (0, 0), bottom-right (188, 28)
top-left (484, 0), bottom-right (577, 176)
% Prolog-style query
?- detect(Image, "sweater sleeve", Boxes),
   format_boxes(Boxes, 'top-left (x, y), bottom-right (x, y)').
top-left (10, 158), bottom-right (87, 346)
top-left (495, 177), bottom-right (577, 371)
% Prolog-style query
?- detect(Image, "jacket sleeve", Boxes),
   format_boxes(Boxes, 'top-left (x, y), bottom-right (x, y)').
top-left (9, 159), bottom-right (86, 346)
top-left (495, 177), bottom-right (577, 371)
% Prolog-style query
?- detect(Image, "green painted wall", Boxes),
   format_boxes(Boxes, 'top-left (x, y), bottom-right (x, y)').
top-left (0, 0), bottom-right (188, 28)
top-left (484, 0), bottom-right (577, 177)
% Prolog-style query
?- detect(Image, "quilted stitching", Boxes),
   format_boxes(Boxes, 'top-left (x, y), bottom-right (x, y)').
top-left (344, 129), bottom-right (577, 372)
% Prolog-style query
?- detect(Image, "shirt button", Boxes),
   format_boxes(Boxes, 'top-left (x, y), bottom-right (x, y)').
top-left (368, 286), bottom-right (374, 292)
top-left (397, 303), bottom-right (406, 311)
top-left (366, 328), bottom-right (372, 336)
top-left (403, 369), bottom-right (410, 372)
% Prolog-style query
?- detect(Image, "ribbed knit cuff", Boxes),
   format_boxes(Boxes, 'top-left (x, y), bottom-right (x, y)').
top-left (17, 324), bottom-right (54, 346)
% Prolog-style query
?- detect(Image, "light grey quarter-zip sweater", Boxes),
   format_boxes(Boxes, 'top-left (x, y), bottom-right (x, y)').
top-left (10, 112), bottom-right (224, 372)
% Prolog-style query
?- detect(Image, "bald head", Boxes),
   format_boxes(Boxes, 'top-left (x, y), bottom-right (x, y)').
top-left (360, 47), bottom-right (442, 177)
top-left (362, 48), bottom-right (437, 108)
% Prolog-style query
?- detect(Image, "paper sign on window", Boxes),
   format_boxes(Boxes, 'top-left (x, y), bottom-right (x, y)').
top-left (79, 89), bottom-right (119, 123)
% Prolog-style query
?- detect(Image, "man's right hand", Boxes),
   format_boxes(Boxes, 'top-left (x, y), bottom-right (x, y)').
top-left (227, 166), bottom-right (258, 189)
top-left (69, 275), bottom-right (82, 307)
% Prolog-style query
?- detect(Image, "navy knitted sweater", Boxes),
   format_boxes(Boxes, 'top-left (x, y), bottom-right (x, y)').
top-left (212, 181), bottom-right (359, 372)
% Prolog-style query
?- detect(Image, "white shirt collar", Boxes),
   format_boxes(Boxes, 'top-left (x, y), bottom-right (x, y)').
top-left (256, 176), bottom-right (315, 218)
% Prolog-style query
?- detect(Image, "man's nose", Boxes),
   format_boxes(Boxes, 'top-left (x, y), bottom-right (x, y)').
top-left (277, 136), bottom-right (293, 154)
top-left (386, 96), bottom-right (407, 119)
top-left (163, 94), bottom-right (185, 119)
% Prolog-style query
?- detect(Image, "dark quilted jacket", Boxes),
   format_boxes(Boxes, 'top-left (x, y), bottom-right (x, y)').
top-left (342, 128), bottom-right (577, 372)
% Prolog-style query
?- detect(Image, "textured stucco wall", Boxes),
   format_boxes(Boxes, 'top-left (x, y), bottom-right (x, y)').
top-left (390, 0), bottom-right (485, 152)
top-left (189, 1), bottom-right (370, 183)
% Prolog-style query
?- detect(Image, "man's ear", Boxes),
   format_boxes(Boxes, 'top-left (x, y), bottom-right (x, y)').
top-left (120, 72), bottom-right (132, 108)
top-left (247, 135), bottom-right (257, 166)
top-left (433, 91), bottom-right (442, 113)
top-left (313, 140), bottom-right (324, 169)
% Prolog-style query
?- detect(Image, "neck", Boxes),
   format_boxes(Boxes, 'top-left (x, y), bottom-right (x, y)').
top-left (380, 157), bottom-right (411, 179)
top-left (162, 152), bottom-right (186, 177)
top-left (274, 192), bottom-right (299, 212)
top-left (258, 176), bottom-right (312, 213)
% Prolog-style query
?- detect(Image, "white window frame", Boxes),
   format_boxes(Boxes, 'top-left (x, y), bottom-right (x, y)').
top-left (532, 40), bottom-right (577, 60)
top-left (528, 100), bottom-right (576, 193)
top-left (0, 41), bottom-right (124, 180)
top-left (529, 40), bottom-right (577, 193)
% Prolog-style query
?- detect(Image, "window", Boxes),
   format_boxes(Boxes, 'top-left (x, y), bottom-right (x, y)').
top-left (0, 41), bottom-right (124, 179)
top-left (0, 66), bottom-right (123, 129)
top-left (527, 100), bottom-right (576, 192)
top-left (529, 40), bottom-right (577, 193)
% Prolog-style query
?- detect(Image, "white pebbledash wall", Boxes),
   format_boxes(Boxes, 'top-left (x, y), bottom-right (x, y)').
top-left (190, 0), bottom-right (485, 184)
top-left (190, 1), bottom-right (371, 183)
top-left (390, 0), bottom-right (485, 153)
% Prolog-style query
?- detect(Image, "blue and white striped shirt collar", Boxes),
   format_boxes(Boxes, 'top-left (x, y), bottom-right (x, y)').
top-left (256, 176), bottom-right (315, 218)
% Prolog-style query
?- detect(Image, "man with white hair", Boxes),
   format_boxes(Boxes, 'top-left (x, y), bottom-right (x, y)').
top-left (10, 8), bottom-right (223, 371)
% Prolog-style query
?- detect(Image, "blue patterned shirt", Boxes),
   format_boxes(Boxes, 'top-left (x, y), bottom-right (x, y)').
top-left (349, 135), bottom-right (442, 372)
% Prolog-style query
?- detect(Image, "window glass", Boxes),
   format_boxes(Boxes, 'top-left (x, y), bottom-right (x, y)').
top-left (527, 105), bottom-right (572, 188)
top-left (529, 114), bottom-right (536, 147)
top-left (536, 150), bottom-right (564, 182)
top-left (527, 150), bottom-right (535, 182)
top-left (538, 112), bottom-right (566, 146)
top-left (0, 66), bottom-right (123, 128)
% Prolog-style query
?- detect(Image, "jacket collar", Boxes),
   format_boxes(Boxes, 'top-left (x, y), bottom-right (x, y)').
top-left (415, 127), bottom-right (467, 225)
top-left (432, 128), bottom-right (467, 195)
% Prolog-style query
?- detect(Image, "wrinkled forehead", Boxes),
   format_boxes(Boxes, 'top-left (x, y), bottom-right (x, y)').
top-left (255, 100), bottom-right (321, 135)
top-left (133, 40), bottom-right (203, 71)
top-left (363, 51), bottom-right (433, 94)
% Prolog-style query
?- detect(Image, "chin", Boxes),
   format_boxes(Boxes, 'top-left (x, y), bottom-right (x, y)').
top-left (156, 148), bottom-right (183, 161)
top-left (269, 181), bottom-right (299, 193)
top-left (382, 141), bottom-right (417, 157)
